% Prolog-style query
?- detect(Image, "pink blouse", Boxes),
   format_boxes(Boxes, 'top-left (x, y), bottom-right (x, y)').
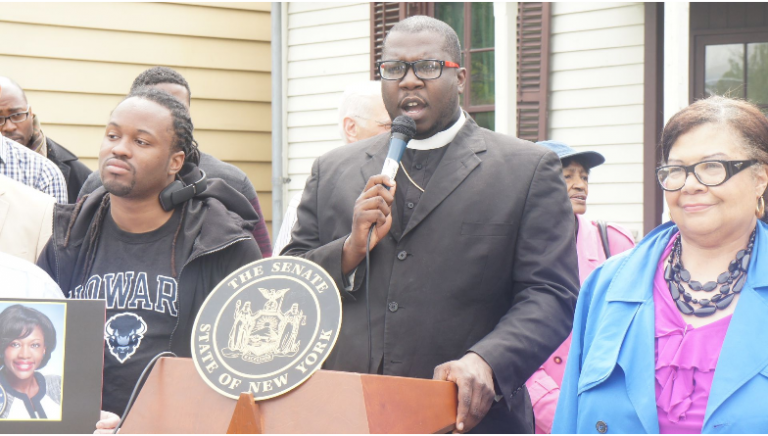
top-left (654, 234), bottom-right (732, 434)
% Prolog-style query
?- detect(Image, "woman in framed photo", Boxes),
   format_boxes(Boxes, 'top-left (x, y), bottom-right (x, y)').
top-left (0, 304), bottom-right (62, 420)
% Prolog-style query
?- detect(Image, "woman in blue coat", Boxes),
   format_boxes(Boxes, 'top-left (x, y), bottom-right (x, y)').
top-left (553, 96), bottom-right (768, 434)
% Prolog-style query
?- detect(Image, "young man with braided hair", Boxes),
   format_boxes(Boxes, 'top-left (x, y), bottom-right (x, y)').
top-left (37, 88), bottom-right (262, 430)
top-left (79, 66), bottom-right (273, 257)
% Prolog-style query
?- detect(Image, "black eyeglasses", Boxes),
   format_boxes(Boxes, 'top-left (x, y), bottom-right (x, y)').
top-left (376, 59), bottom-right (460, 80)
top-left (0, 107), bottom-right (31, 126)
top-left (656, 159), bottom-right (758, 191)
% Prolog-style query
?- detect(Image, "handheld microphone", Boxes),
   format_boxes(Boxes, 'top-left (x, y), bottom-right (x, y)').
top-left (380, 116), bottom-right (417, 188)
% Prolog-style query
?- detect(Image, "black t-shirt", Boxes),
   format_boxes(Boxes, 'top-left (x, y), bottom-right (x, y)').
top-left (68, 207), bottom-right (190, 415)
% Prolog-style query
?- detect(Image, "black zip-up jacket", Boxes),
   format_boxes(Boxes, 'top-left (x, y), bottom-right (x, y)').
top-left (37, 175), bottom-right (262, 357)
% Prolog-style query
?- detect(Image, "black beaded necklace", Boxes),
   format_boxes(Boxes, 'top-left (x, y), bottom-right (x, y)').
top-left (665, 228), bottom-right (756, 317)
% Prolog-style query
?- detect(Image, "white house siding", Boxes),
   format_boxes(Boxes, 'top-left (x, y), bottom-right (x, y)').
top-left (548, 2), bottom-right (645, 239)
top-left (285, 2), bottom-right (371, 208)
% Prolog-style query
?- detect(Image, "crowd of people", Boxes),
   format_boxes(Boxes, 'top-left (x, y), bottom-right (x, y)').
top-left (2, 14), bottom-right (768, 434)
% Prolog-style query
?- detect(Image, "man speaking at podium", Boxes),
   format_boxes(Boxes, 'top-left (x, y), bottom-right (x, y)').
top-left (282, 16), bottom-right (579, 433)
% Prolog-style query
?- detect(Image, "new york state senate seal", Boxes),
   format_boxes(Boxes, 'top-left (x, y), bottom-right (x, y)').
top-left (191, 257), bottom-right (342, 400)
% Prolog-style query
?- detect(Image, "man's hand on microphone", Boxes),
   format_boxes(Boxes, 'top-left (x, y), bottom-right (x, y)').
top-left (342, 175), bottom-right (396, 274)
top-left (433, 352), bottom-right (495, 434)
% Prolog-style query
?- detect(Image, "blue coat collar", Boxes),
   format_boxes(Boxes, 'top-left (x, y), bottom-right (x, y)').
top-left (579, 220), bottom-right (768, 432)
top-left (604, 221), bottom-right (677, 303)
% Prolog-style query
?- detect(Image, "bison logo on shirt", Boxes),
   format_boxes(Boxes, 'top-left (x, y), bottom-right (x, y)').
top-left (105, 313), bottom-right (147, 363)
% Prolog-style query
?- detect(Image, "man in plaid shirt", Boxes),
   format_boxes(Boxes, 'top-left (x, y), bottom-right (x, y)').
top-left (0, 135), bottom-right (67, 204)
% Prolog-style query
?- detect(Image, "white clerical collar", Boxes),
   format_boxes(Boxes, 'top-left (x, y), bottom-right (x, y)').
top-left (407, 111), bottom-right (466, 151)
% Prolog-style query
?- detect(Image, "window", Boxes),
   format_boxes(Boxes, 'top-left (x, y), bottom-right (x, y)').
top-left (702, 41), bottom-right (768, 114)
top-left (435, 3), bottom-right (496, 130)
top-left (691, 3), bottom-right (768, 115)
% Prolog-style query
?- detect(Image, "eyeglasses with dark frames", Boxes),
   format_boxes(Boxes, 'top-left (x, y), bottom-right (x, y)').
top-left (0, 107), bottom-right (31, 126)
top-left (376, 59), bottom-right (460, 81)
top-left (656, 159), bottom-right (758, 192)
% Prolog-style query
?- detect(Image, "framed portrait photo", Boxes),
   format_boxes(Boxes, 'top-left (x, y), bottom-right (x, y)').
top-left (0, 298), bottom-right (104, 433)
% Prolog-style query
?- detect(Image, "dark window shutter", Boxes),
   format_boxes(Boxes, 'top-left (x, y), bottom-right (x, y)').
top-left (370, 3), bottom-right (435, 80)
top-left (516, 2), bottom-right (550, 142)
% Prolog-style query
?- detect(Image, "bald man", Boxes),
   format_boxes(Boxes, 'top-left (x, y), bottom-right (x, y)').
top-left (337, 81), bottom-right (392, 145)
top-left (273, 81), bottom-right (391, 254)
top-left (0, 77), bottom-right (91, 203)
top-left (0, 80), bottom-right (68, 204)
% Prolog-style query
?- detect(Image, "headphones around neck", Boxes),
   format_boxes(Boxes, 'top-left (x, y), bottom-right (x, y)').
top-left (159, 168), bottom-right (208, 211)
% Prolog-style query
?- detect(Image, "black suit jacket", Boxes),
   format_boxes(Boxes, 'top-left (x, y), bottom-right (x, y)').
top-left (283, 119), bottom-right (579, 433)
top-left (47, 138), bottom-right (92, 204)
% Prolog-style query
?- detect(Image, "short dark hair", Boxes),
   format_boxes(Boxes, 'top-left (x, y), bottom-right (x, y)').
top-left (0, 304), bottom-right (57, 369)
top-left (125, 87), bottom-right (200, 165)
top-left (130, 67), bottom-right (191, 103)
top-left (384, 15), bottom-right (462, 64)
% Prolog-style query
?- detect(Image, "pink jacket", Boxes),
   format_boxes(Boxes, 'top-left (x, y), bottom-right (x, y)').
top-left (526, 214), bottom-right (635, 433)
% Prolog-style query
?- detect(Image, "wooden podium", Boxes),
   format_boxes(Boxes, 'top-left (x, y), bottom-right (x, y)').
top-left (120, 357), bottom-right (458, 434)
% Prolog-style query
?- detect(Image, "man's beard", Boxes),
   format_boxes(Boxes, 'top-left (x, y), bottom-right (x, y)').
top-left (101, 157), bottom-right (138, 197)
top-left (433, 95), bottom-right (461, 135)
top-left (103, 176), bottom-right (136, 197)
top-left (4, 133), bottom-right (26, 145)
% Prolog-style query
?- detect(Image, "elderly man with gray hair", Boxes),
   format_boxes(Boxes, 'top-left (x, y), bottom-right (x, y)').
top-left (273, 81), bottom-right (390, 254)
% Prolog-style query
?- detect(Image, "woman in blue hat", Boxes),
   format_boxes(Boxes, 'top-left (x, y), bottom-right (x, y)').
top-left (526, 140), bottom-right (635, 433)
top-left (553, 96), bottom-right (768, 433)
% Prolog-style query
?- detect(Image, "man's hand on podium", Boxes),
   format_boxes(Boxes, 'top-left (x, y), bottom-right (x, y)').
top-left (94, 410), bottom-right (120, 434)
top-left (433, 352), bottom-right (494, 433)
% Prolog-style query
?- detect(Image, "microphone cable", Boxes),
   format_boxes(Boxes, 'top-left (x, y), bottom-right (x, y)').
top-left (365, 224), bottom-right (375, 374)
top-left (113, 351), bottom-right (177, 434)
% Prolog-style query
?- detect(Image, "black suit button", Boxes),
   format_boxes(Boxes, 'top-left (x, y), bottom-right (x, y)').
top-left (388, 301), bottom-right (398, 312)
top-left (407, 202), bottom-right (415, 209)
top-left (415, 163), bottom-right (423, 170)
top-left (397, 251), bottom-right (407, 260)
top-left (596, 421), bottom-right (608, 434)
